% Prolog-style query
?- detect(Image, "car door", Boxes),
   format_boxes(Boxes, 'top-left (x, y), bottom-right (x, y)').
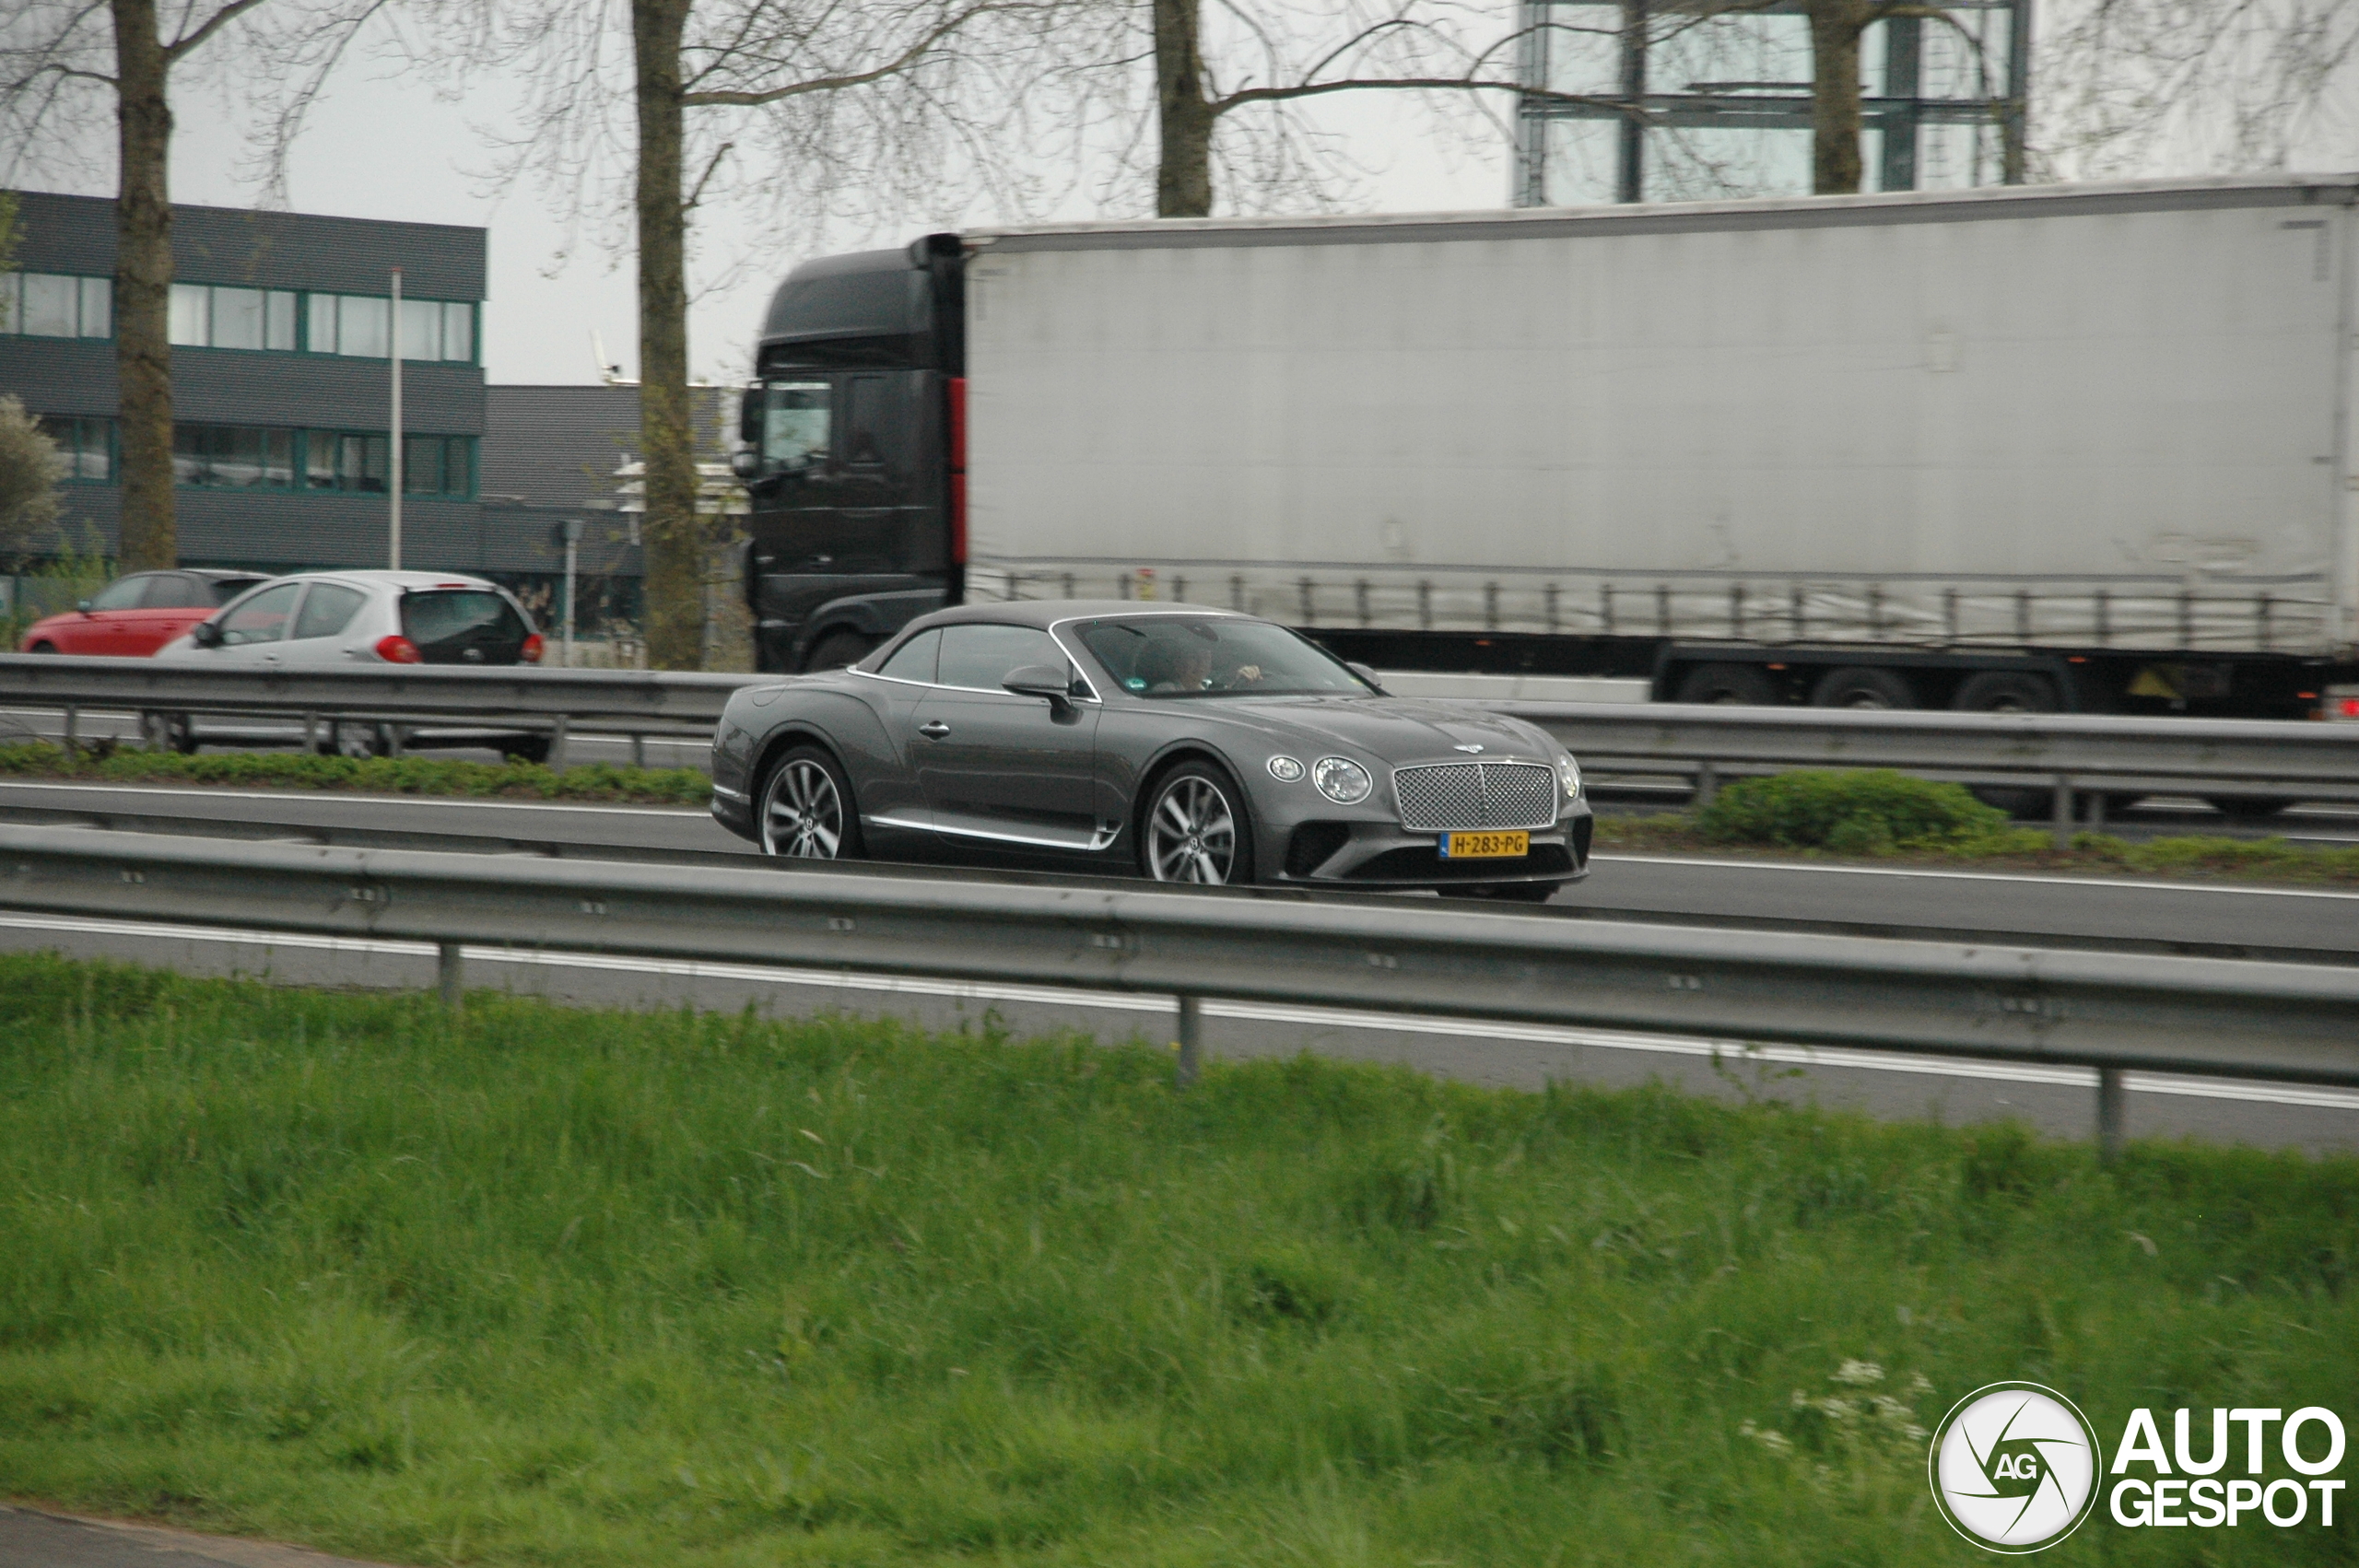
top-left (282, 580), bottom-right (370, 662)
top-left (201, 580), bottom-right (303, 664)
top-left (118, 573), bottom-right (218, 655)
top-left (913, 624), bottom-right (1102, 853)
top-left (75, 574), bottom-right (153, 654)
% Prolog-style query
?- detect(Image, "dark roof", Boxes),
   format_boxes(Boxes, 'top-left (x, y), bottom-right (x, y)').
top-left (478, 384), bottom-right (733, 510)
top-left (10, 190), bottom-right (486, 300)
top-left (906, 601), bottom-right (1246, 631)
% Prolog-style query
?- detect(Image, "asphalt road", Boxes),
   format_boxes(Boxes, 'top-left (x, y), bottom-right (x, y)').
top-left (3, 780), bottom-right (2354, 1154)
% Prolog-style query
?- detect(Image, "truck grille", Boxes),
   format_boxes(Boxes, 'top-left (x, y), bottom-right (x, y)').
top-left (1392, 762), bottom-right (1557, 832)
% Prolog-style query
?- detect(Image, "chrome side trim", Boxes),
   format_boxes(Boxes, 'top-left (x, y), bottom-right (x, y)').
top-left (866, 812), bottom-right (1119, 852)
top-left (710, 782), bottom-right (749, 802)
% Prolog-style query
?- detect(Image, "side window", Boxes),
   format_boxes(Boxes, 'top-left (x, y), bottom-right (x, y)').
top-left (936, 625), bottom-right (1065, 691)
top-left (761, 381), bottom-right (829, 469)
top-left (291, 582), bottom-right (368, 640)
top-left (144, 574), bottom-right (216, 610)
top-left (875, 627), bottom-right (940, 683)
top-left (87, 576), bottom-right (150, 612)
top-left (217, 582), bottom-right (301, 645)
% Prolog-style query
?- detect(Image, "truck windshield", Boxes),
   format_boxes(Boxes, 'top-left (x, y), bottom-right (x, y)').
top-left (1074, 615), bottom-right (1372, 698)
top-left (759, 381), bottom-right (829, 469)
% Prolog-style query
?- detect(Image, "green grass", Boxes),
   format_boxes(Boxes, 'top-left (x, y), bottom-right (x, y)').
top-left (1, 954), bottom-right (2352, 1566)
top-left (0, 741), bottom-right (710, 806)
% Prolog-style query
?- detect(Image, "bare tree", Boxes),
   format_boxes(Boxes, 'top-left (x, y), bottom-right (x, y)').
top-left (2035, 0), bottom-right (2359, 179)
top-left (1, 0), bottom-right (319, 572)
top-left (1143, 0), bottom-right (1642, 217)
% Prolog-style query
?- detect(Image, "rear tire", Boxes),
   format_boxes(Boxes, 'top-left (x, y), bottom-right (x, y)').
top-left (28, 642), bottom-right (57, 653)
top-left (1952, 672), bottom-right (2060, 816)
top-left (803, 631), bottom-right (874, 673)
top-left (1140, 759), bottom-right (1255, 885)
top-left (1810, 666), bottom-right (1916, 709)
top-left (757, 744), bottom-right (863, 860)
top-left (327, 720), bottom-right (391, 759)
top-left (1674, 662), bottom-right (1779, 705)
top-left (139, 710), bottom-right (196, 755)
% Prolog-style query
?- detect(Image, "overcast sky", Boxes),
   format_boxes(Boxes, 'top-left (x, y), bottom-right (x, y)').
top-left (134, 22), bottom-right (1508, 388)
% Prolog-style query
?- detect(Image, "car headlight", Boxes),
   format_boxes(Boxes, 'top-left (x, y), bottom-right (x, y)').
top-left (1267, 755), bottom-right (1306, 782)
top-left (1313, 756), bottom-right (1372, 805)
top-left (1556, 752), bottom-right (1582, 800)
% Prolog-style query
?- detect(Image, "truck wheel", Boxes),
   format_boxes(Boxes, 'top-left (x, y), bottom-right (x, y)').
top-left (2206, 796), bottom-right (2290, 820)
top-left (1952, 673), bottom-right (2059, 816)
top-left (1810, 667), bottom-right (1917, 708)
top-left (1673, 663), bottom-right (1779, 705)
top-left (803, 632), bottom-right (874, 672)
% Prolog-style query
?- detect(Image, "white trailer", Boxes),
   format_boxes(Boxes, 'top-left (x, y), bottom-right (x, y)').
top-left (951, 176), bottom-right (2358, 717)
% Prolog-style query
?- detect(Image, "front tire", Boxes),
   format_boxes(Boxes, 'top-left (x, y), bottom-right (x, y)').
top-left (803, 631), bottom-right (874, 673)
top-left (1141, 760), bottom-right (1255, 885)
top-left (326, 720), bottom-right (391, 759)
top-left (758, 744), bottom-right (862, 860)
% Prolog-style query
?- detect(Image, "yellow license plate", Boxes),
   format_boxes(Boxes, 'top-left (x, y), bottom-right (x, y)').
top-left (1440, 830), bottom-right (1529, 860)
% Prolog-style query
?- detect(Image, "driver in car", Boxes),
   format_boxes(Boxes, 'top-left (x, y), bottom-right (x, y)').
top-left (1142, 634), bottom-right (1263, 693)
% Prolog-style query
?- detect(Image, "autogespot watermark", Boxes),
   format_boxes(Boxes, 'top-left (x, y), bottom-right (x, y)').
top-left (1928, 1384), bottom-right (2348, 1554)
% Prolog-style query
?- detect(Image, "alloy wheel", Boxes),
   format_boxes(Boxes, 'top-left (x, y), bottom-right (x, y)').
top-left (761, 758), bottom-right (845, 859)
top-left (1145, 775), bottom-right (1238, 884)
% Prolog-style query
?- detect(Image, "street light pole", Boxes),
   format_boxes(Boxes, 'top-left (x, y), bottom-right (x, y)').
top-left (389, 267), bottom-right (404, 569)
top-left (561, 519), bottom-right (582, 667)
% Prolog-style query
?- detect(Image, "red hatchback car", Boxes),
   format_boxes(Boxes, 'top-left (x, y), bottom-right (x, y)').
top-left (18, 569), bottom-right (270, 657)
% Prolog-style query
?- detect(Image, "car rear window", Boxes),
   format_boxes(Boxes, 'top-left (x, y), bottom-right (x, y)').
top-left (400, 590), bottom-right (529, 664)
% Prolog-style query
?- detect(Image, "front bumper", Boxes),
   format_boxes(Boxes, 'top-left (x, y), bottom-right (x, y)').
top-left (1273, 804), bottom-right (1593, 888)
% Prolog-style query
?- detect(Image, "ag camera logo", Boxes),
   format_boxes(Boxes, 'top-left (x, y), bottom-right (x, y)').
top-left (1929, 1383), bottom-right (2103, 1553)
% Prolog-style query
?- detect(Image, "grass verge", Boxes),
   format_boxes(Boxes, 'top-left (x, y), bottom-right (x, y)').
top-left (1596, 768), bottom-right (2359, 885)
top-left (1, 953), bottom-right (2353, 1565)
top-left (0, 741), bottom-right (710, 806)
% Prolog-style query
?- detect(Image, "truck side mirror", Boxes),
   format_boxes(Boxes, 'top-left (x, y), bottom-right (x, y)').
top-left (730, 449), bottom-right (762, 480)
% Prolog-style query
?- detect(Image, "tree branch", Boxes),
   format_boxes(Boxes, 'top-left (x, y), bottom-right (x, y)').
top-left (162, 0), bottom-right (273, 64)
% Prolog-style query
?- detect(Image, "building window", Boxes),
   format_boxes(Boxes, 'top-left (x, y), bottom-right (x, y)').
top-left (169, 284), bottom-right (299, 351)
top-left (35, 416), bottom-right (116, 481)
top-left (3, 273), bottom-right (112, 338)
top-left (162, 424), bottom-right (475, 497)
top-left (307, 293), bottom-right (475, 363)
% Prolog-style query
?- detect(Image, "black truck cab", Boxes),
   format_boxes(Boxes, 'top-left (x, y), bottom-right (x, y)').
top-left (738, 234), bottom-right (965, 673)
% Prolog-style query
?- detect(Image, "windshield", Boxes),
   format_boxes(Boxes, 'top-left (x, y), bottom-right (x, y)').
top-left (1074, 615), bottom-right (1371, 699)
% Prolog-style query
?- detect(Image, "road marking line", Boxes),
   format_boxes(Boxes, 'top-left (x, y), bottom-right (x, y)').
top-left (0, 780), bottom-right (714, 817)
top-left (5, 910), bottom-right (2353, 1113)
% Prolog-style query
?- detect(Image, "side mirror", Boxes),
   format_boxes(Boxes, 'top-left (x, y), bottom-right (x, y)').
top-left (192, 620), bottom-right (225, 649)
top-left (76, 600), bottom-right (91, 614)
top-left (1347, 661), bottom-right (1386, 693)
top-left (1003, 663), bottom-right (1077, 712)
top-left (729, 449), bottom-right (762, 480)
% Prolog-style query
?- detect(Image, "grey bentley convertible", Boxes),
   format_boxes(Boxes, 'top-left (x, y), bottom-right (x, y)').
top-left (709, 601), bottom-right (1591, 899)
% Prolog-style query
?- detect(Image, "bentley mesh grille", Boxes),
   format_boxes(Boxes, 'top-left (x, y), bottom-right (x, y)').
top-left (1392, 762), bottom-right (1558, 832)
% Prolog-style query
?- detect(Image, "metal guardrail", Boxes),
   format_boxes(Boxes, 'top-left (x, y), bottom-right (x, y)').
top-left (4, 824), bottom-right (2353, 1153)
top-left (0, 654), bottom-right (752, 766)
top-left (1493, 701), bottom-right (2359, 842)
top-left (4, 658), bottom-right (2355, 837)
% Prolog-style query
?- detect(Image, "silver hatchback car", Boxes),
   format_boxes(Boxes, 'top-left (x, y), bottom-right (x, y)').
top-left (148, 570), bottom-right (546, 756)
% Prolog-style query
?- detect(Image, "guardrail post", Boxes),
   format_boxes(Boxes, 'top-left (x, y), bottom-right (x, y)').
top-left (549, 714), bottom-right (570, 772)
top-left (2051, 775), bottom-right (2074, 850)
top-left (62, 704), bottom-right (78, 757)
top-left (437, 941), bottom-right (464, 1012)
top-left (1173, 994), bottom-right (1203, 1089)
top-left (303, 711), bottom-right (320, 755)
top-left (1694, 760), bottom-right (1718, 810)
top-left (630, 733), bottom-right (646, 769)
top-left (2095, 1067), bottom-right (2126, 1162)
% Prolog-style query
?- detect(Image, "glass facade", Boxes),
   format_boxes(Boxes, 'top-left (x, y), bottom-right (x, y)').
top-left (159, 282), bottom-right (475, 361)
top-left (36, 416), bottom-right (116, 482)
top-left (2, 273), bottom-right (112, 338)
top-left (158, 423), bottom-right (475, 497)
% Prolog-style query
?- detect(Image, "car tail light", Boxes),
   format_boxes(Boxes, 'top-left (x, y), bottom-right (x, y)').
top-left (375, 635), bottom-right (423, 664)
top-left (521, 633), bottom-right (545, 663)
top-left (2342, 698), bottom-right (2359, 720)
